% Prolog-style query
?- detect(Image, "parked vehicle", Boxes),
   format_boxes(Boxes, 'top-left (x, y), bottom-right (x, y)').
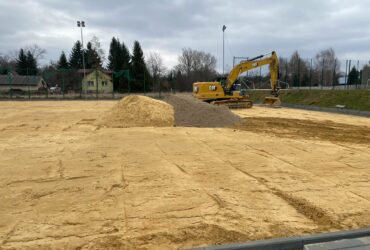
top-left (49, 86), bottom-right (61, 94)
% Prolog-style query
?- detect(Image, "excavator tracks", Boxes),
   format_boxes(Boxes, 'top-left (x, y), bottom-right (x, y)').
top-left (210, 99), bottom-right (253, 109)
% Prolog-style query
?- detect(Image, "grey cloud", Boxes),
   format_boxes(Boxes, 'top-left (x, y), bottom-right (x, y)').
top-left (0, 0), bottom-right (369, 71)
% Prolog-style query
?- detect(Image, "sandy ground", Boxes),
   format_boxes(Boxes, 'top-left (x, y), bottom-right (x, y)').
top-left (233, 106), bottom-right (370, 128)
top-left (0, 100), bottom-right (370, 250)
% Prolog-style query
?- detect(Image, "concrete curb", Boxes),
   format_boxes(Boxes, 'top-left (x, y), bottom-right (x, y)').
top-left (188, 227), bottom-right (370, 250)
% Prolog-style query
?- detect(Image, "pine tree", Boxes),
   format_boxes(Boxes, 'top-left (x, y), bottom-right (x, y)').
top-left (107, 37), bottom-right (131, 71)
top-left (347, 66), bottom-right (360, 85)
top-left (15, 49), bottom-right (28, 75)
top-left (69, 41), bottom-right (84, 69)
top-left (107, 37), bottom-right (121, 71)
top-left (26, 51), bottom-right (38, 75)
top-left (108, 37), bottom-right (121, 91)
top-left (85, 41), bottom-right (101, 69)
top-left (130, 41), bottom-right (150, 90)
top-left (57, 51), bottom-right (69, 69)
top-left (121, 42), bottom-right (130, 69)
top-left (107, 37), bottom-right (132, 91)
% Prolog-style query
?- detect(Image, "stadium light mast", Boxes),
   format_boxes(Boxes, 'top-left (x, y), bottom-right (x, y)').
top-left (77, 21), bottom-right (86, 79)
top-left (222, 25), bottom-right (226, 75)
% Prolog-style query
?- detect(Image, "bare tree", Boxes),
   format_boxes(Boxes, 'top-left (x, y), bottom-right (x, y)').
top-left (0, 54), bottom-right (16, 72)
top-left (195, 51), bottom-right (217, 73)
top-left (176, 48), bottom-right (216, 76)
top-left (147, 52), bottom-right (167, 91)
top-left (7, 50), bottom-right (20, 61)
top-left (89, 36), bottom-right (106, 65)
top-left (289, 51), bottom-right (310, 86)
top-left (314, 48), bottom-right (340, 86)
top-left (24, 44), bottom-right (47, 60)
top-left (278, 57), bottom-right (289, 83)
top-left (174, 48), bottom-right (217, 91)
top-left (176, 48), bottom-right (193, 76)
top-left (147, 52), bottom-right (166, 79)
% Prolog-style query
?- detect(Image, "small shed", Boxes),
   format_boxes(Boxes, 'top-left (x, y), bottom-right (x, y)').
top-left (0, 74), bottom-right (47, 92)
top-left (81, 69), bottom-right (113, 94)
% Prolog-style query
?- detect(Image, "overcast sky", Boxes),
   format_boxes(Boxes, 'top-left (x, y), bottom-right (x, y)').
top-left (0, 0), bottom-right (369, 72)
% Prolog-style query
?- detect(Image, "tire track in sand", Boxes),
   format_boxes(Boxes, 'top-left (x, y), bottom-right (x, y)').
top-left (225, 159), bottom-right (343, 231)
top-left (155, 139), bottom-right (226, 211)
top-left (199, 129), bottom-right (343, 230)
top-left (245, 144), bottom-right (370, 204)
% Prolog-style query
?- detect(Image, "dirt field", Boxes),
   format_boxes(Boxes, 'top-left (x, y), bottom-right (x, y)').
top-left (233, 107), bottom-right (370, 145)
top-left (0, 99), bottom-right (370, 250)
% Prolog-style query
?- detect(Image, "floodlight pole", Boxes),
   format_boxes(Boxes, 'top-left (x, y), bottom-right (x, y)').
top-left (77, 20), bottom-right (86, 97)
top-left (81, 28), bottom-right (86, 79)
top-left (222, 25), bottom-right (226, 75)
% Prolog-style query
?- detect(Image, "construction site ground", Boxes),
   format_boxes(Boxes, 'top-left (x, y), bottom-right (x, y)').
top-left (0, 97), bottom-right (370, 250)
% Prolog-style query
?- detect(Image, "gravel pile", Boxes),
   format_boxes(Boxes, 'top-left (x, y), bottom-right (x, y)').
top-left (163, 94), bottom-right (241, 127)
top-left (98, 95), bottom-right (174, 128)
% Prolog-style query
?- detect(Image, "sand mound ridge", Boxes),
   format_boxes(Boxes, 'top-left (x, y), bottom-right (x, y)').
top-left (99, 95), bottom-right (174, 128)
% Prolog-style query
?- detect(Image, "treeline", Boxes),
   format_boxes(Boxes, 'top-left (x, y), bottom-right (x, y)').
top-left (0, 44), bottom-right (45, 75)
top-left (53, 36), bottom-right (149, 92)
top-left (278, 48), bottom-right (340, 87)
top-left (106, 38), bottom-right (150, 91)
top-left (240, 48), bottom-right (369, 88)
top-left (56, 37), bottom-right (151, 91)
top-left (6, 40), bottom-right (367, 93)
top-left (0, 38), bottom-right (219, 92)
top-left (170, 48), bottom-right (217, 91)
top-left (0, 37), bottom-right (154, 92)
top-left (48, 36), bottom-right (107, 92)
top-left (278, 48), bottom-right (367, 86)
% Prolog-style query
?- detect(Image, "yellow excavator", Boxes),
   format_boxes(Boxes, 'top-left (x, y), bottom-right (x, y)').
top-left (193, 51), bottom-right (281, 108)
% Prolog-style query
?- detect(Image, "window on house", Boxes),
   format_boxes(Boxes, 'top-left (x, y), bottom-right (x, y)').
top-left (101, 81), bottom-right (107, 87)
top-left (87, 81), bottom-right (94, 87)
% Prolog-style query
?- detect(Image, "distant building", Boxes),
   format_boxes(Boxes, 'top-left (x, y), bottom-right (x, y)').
top-left (80, 69), bottom-right (113, 93)
top-left (338, 76), bottom-right (346, 85)
top-left (361, 65), bottom-right (370, 85)
top-left (0, 74), bottom-right (48, 92)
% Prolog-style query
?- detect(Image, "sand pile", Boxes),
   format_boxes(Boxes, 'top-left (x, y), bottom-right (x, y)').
top-left (163, 94), bottom-right (241, 127)
top-left (99, 95), bottom-right (174, 128)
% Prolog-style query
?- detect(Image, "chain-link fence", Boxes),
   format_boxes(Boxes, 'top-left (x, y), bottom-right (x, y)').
top-left (278, 58), bottom-right (370, 90)
top-left (0, 67), bottom-right (177, 99)
top-left (1, 58), bottom-right (369, 100)
top-left (233, 57), bottom-right (370, 91)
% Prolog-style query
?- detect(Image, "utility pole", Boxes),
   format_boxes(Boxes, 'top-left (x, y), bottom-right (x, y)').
top-left (222, 25), bottom-right (226, 75)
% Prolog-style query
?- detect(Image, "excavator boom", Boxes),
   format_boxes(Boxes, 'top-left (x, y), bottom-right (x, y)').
top-left (225, 51), bottom-right (279, 96)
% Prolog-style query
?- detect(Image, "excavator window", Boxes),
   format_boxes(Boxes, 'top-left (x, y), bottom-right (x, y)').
top-left (215, 76), bottom-right (227, 87)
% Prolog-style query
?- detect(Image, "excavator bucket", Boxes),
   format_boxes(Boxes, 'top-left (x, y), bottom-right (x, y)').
top-left (262, 96), bottom-right (281, 107)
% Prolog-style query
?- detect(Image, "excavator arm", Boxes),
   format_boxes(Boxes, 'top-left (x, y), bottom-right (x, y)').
top-left (225, 51), bottom-right (279, 96)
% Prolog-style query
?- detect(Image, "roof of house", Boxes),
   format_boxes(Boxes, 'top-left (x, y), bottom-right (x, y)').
top-left (77, 69), bottom-right (113, 75)
top-left (0, 75), bottom-right (44, 86)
